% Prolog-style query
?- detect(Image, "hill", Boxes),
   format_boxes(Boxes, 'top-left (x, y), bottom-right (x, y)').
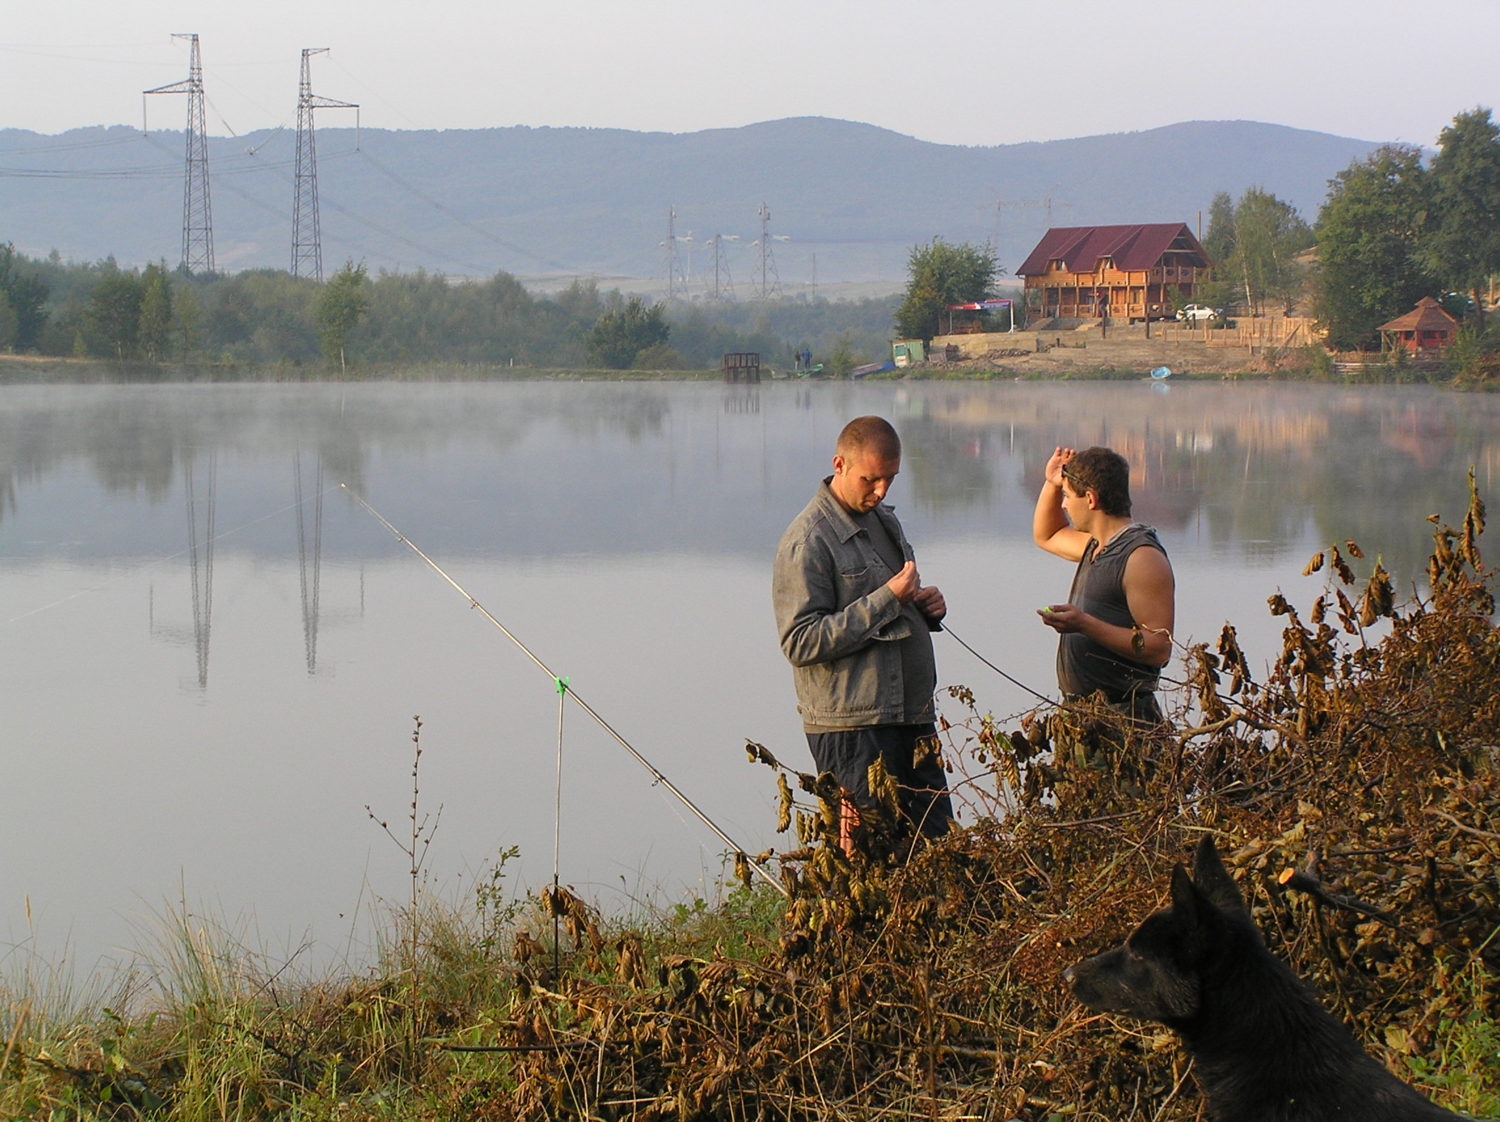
top-left (0, 117), bottom-right (1382, 285)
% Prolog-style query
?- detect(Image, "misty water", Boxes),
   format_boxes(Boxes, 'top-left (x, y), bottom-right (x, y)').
top-left (2, 379), bottom-right (1496, 972)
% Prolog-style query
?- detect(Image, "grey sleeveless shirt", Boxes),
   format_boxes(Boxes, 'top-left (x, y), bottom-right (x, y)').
top-left (1056, 523), bottom-right (1166, 702)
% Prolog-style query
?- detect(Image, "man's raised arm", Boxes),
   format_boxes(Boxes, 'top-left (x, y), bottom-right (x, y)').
top-left (1034, 445), bottom-right (1092, 562)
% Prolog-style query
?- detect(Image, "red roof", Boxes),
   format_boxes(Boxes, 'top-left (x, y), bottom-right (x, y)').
top-left (1016, 223), bottom-right (1211, 277)
top-left (1377, 296), bottom-right (1459, 334)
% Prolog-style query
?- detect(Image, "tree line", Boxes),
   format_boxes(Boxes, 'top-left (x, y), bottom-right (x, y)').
top-left (891, 108), bottom-right (1500, 354)
top-left (0, 245), bottom-right (898, 373)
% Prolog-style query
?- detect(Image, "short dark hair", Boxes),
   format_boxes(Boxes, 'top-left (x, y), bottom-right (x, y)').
top-left (836, 416), bottom-right (901, 460)
top-left (1063, 446), bottom-right (1132, 516)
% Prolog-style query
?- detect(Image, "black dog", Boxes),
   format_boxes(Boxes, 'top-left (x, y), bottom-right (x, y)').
top-left (1064, 836), bottom-right (1465, 1121)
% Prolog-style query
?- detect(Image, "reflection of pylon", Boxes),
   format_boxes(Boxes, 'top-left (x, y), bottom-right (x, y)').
top-left (291, 48), bottom-right (358, 280)
top-left (294, 452), bottom-right (323, 674)
top-left (184, 454), bottom-right (216, 690)
top-left (753, 203), bottom-right (781, 299)
top-left (143, 33), bottom-right (215, 273)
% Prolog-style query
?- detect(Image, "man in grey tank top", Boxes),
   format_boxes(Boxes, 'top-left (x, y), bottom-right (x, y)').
top-left (1032, 445), bottom-right (1175, 724)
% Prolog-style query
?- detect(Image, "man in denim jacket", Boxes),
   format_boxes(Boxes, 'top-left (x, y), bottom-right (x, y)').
top-left (773, 416), bottom-right (953, 847)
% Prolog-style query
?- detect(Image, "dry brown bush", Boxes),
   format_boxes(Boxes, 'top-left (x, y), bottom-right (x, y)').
top-left (493, 472), bottom-right (1498, 1121)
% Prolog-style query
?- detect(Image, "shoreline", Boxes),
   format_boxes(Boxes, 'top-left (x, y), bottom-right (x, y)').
top-left (0, 354), bottom-right (1480, 387)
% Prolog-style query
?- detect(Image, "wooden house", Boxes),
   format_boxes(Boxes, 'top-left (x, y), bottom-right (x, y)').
top-left (1016, 223), bottom-right (1212, 323)
top-left (1378, 297), bottom-right (1459, 354)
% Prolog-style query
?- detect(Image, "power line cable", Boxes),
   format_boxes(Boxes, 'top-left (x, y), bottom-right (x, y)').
top-left (0, 134), bottom-right (143, 157)
top-left (356, 147), bottom-right (576, 273)
top-left (147, 132), bottom-right (476, 271)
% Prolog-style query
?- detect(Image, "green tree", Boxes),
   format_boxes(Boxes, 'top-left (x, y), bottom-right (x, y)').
top-left (631, 342), bottom-right (686, 370)
top-left (1224, 188), bottom-right (1314, 316)
top-left (585, 295), bottom-right (669, 368)
top-left (137, 263), bottom-right (173, 361)
top-left (1201, 190), bottom-right (1236, 266)
top-left (0, 242), bottom-right (51, 351)
top-left (1314, 145), bottom-right (1433, 350)
top-left (894, 239), bottom-right (1000, 341)
top-left (1422, 107), bottom-right (1500, 334)
top-left (84, 268), bottom-right (144, 359)
top-left (176, 286), bottom-right (203, 359)
top-left (827, 334), bottom-right (857, 377)
top-left (316, 261), bottom-right (369, 373)
top-left (0, 292), bottom-right (17, 352)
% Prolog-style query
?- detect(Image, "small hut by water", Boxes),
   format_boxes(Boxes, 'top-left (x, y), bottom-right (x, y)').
top-left (1378, 297), bottom-right (1460, 354)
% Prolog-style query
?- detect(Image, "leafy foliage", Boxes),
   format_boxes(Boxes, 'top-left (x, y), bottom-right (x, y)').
top-left (1201, 190), bottom-right (1236, 267)
top-left (82, 267), bottom-right (143, 359)
top-left (584, 294), bottom-right (669, 369)
top-left (136, 264), bottom-right (173, 362)
top-left (1315, 146), bottom-right (1434, 350)
top-left (1421, 107), bottom-right (1500, 333)
top-left (1214, 187), bottom-right (1315, 316)
top-left (0, 243), bottom-right (50, 351)
top-left (315, 260), bottom-right (370, 370)
top-left (0, 244), bottom-right (897, 371)
top-left (894, 239), bottom-right (1000, 341)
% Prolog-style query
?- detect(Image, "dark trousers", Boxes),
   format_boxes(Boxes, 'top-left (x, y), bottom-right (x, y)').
top-left (806, 723), bottom-right (954, 839)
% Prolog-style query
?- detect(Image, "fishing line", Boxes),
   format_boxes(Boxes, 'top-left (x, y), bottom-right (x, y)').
top-left (941, 623), bottom-right (1055, 705)
top-left (341, 485), bottom-right (790, 899)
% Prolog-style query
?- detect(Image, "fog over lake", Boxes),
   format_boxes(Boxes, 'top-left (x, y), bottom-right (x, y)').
top-left (2, 380), bottom-right (1495, 971)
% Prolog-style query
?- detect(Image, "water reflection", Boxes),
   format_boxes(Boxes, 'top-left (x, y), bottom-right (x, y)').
top-left (185, 455), bottom-right (216, 689)
top-left (1, 383), bottom-right (1497, 578)
top-left (294, 453), bottom-right (323, 675)
top-left (1, 380), bottom-right (1496, 969)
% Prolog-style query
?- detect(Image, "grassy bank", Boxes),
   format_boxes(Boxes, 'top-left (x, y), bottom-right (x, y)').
top-left (3, 484), bottom-right (1499, 1121)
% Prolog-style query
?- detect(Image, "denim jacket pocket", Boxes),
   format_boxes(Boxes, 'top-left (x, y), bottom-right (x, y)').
top-left (835, 563), bottom-right (878, 601)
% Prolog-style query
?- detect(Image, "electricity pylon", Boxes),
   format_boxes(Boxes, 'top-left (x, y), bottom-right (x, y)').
top-left (291, 48), bottom-right (358, 280)
top-left (660, 206), bottom-right (691, 301)
top-left (706, 234), bottom-right (738, 301)
top-left (752, 203), bottom-right (785, 300)
top-left (143, 33), bottom-right (215, 273)
top-left (982, 187), bottom-right (1073, 251)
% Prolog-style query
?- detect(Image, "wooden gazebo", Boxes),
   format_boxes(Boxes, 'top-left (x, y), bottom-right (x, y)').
top-left (1378, 297), bottom-right (1459, 354)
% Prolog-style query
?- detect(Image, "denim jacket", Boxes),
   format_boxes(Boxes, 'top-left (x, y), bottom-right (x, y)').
top-left (772, 480), bottom-right (938, 730)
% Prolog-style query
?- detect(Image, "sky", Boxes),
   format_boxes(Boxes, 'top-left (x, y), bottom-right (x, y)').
top-left (2, 0), bottom-right (1498, 149)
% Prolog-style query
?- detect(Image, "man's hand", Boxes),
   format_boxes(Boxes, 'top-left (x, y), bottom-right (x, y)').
top-left (1037, 603), bottom-right (1086, 633)
top-left (914, 584), bottom-right (946, 622)
top-left (887, 561), bottom-right (921, 603)
top-left (1044, 446), bottom-right (1076, 489)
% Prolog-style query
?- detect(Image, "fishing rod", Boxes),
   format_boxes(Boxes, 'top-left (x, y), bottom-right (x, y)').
top-left (341, 485), bottom-right (790, 900)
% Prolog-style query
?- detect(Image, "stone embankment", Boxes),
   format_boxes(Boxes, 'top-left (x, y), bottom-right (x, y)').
top-left (928, 316), bottom-right (1319, 377)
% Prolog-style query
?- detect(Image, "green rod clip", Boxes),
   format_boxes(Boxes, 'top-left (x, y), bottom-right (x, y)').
top-left (555, 676), bottom-right (570, 696)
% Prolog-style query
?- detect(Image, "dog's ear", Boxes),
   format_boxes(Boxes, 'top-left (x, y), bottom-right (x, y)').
top-left (1170, 860), bottom-right (1229, 963)
top-left (1192, 836), bottom-right (1248, 916)
top-left (1169, 862), bottom-right (1203, 920)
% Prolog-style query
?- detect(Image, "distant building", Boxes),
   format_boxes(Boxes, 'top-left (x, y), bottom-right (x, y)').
top-left (1016, 223), bottom-right (1212, 323)
top-left (1377, 297), bottom-right (1459, 355)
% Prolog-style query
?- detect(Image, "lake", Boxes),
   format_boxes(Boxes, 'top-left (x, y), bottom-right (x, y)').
top-left (1, 379), bottom-right (1495, 972)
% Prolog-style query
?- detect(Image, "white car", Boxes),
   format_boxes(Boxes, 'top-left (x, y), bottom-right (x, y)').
top-left (1176, 304), bottom-right (1220, 323)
